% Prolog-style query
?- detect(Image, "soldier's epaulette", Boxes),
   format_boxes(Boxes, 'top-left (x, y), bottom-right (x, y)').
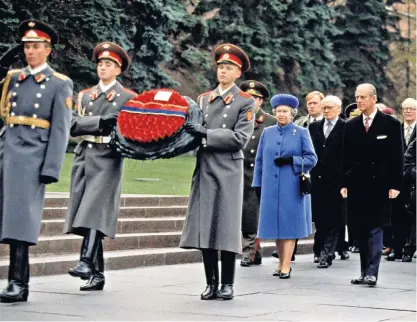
top-left (79, 87), bottom-right (93, 94)
top-left (53, 72), bottom-right (70, 81)
top-left (122, 88), bottom-right (137, 96)
top-left (238, 90), bottom-right (252, 99)
top-left (7, 69), bottom-right (20, 76)
top-left (200, 91), bottom-right (211, 97)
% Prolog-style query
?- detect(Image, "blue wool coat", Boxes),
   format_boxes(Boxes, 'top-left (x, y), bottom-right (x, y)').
top-left (252, 122), bottom-right (317, 239)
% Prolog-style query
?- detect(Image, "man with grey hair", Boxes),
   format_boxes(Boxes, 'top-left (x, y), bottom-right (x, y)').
top-left (309, 95), bottom-right (347, 268)
top-left (387, 97), bottom-right (416, 262)
top-left (341, 83), bottom-right (404, 286)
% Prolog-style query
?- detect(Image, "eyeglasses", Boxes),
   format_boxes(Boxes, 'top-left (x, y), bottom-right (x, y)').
top-left (322, 106), bottom-right (338, 111)
top-left (402, 107), bottom-right (416, 111)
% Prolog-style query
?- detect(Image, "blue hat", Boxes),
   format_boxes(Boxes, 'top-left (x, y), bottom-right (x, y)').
top-left (271, 94), bottom-right (299, 110)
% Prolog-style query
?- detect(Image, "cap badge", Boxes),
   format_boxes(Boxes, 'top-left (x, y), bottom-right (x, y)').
top-left (28, 21), bottom-right (35, 28)
top-left (26, 30), bottom-right (38, 38)
top-left (223, 45), bottom-right (231, 51)
top-left (102, 51), bottom-right (110, 57)
top-left (249, 81), bottom-right (255, 88)
top-left (223, 53), bottom-right (230, 59)
top-left (102, 43), bottom-right (111, 49)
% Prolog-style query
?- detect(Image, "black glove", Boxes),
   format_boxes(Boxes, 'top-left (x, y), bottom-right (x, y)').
top-left (99, 112), bottom-right (118, 129)
top-left (184, 123), bottom-right (207, 138)
top-left (114, 139), bottom-right (137, 159)
top-left (254, 187), bottom-right (261, 201)
top-left (40, 175), bottom-right (57, 185)
top-left (274, 156), bottom-right (293, 167)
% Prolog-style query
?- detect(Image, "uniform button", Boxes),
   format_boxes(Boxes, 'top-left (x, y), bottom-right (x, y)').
top-left (88, 112), bottom-right (93, 116)
top-left (113, 102), bottom-right (117, 106)
top-left (31, 125), bottom-right (35, 129)
top-left (34, 103), bottom-right (39, 108)
top-left (252, 135), bottom-right (255, 139)
top-left (89, 102), bottom-right (93, 106)
top-left (205, 114), bottom-right (208, 118)
top-left (277, 142), bottom-right (281, 145)
top-left (223, 114), bottom-right (227, 118)
top-left (250, 163), bottom-right (254, 167)
top-left (222, 124), bottom-right (226, 128)
top-left (117, 93), bottom-right (120, 97)
top-left (372, 162), bottom-right (375, 165)
top-left (250, 149), bottom-right (255, 153)
top-left (373, 176), bottom-right (375, 178)
top-left (323, 144), bottom-right (325, 147)
top-left (274, 174), bottom-right (278, 178)
top-left (12, 102), bottom-right (16, 107)
top-left (46, 77), bottom-right (50, 81)
top-left (203, 144), bottom-right (207, 148)
top-left (33, 114), bottom-right (37, 119)
top-left (12, 92), bottom-right (16, 96)
top-left (275, 152), bottom-right (278, 156)
top-left (40, 84), bottom-right (46, 89)
top-left (10, 112), bottom-right (15, 116)
top-left (15, 83), bottom-right (19, 88)
top-left (280, 133), bottom-right (283, 136)
top-left (36, 93), bottom-right (42, 98)
top-left (88, 144), bottom-right (93, 148)
top-left (10, 124), bottom-right (14, 127)
top-left (318, 176), bottom-right (321, 179)
top-left (226, 105), bottom-right (230, 109)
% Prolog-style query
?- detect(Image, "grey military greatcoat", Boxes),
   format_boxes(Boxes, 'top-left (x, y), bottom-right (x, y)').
top-left (0, 66), bottom-right (73, 245)
top-left (180, 84), bottom-right (255, 254)
top-left (64, 81), bottom-right (136, 238)
top-left (242, 109), bottom-right (276, 234)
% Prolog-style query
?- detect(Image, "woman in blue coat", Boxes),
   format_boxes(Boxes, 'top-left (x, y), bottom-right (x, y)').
top-left (253, 94), bottom-right (317, 278)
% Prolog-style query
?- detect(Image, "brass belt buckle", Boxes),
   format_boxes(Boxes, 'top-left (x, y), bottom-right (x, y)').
top-left (94, 136), bottom-right (103, 144)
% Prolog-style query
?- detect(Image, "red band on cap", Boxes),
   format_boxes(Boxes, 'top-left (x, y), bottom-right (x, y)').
top-left (98, 51), bottom-right (122, 67)
top-left (217, 53), bottom-right (242, 68)
top-left (23, 29), bottom-right (51, 42)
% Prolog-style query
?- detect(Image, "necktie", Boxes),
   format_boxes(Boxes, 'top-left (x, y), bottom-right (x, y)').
top-left (324, 122), bottom-right (333, 139)
top-left (364, 117), bottom-right (371, 132)
top-left (405, 126), bottom-right (412, 145)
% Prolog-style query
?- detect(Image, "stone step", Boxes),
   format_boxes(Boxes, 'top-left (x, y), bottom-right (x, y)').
top-left (44, 195), bottom-right (189, 208)
top-left (38, 217), bottom-right (185, 236)
top-left (42, 205), bottom-right (187, 220)
top-left (0, 240), bottom-right (313, 278)
top-left (0, 232), bottom-right (183, 257)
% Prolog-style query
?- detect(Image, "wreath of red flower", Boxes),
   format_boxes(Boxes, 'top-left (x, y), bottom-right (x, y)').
top-left (118, 89), bottom-right (189, 143)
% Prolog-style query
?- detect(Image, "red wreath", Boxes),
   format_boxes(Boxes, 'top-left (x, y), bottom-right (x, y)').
top-left (118, 89), bottom-right (189, 143)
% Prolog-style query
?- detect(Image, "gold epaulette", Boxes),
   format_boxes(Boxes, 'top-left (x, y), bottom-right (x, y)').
top-left (122, 88), bottom-right (137, 96)
top-left (52, 72), bottom-right (70, 81)
top-left (7, 69), bottom-right (20, 76)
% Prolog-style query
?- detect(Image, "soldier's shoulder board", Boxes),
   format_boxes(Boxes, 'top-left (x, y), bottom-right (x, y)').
top-left (79, 87), bottom-right (93, 94)
top-left (52, 72), bottom-right (70, 81)
top-left (200, 90), bottom-right (211, 97)
top-left (238, 90), bottom-right (252, 99)
top-left (7, 69), bottom-right (20, 76)
top-left (122, 88), bottom-right (137, 96)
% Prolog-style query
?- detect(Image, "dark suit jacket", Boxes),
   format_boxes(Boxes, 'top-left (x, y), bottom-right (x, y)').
top-left (341, 110), bottom-right (404, 228)
top-left (309, 118), bottom-right (346, 227)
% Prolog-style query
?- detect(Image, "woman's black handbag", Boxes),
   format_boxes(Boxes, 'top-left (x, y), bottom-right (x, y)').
top-left (300, 159), bottom-right (311, 195)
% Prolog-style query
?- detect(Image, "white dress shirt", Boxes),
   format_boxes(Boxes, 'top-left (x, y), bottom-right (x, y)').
top-left (28, 63), bottom-right (48, 75)
top-left (309, 114), bottom-right (323, 124)
top-left (99, 79), bottom-right (117, 93)
top-left (323, 117), bottom-right (338, 137)
top-left (362, 108), bottom-right (378, 128)
top-left (218, 84), bottom-right (234, 96)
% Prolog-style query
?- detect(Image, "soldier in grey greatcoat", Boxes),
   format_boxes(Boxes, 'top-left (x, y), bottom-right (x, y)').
top-left (238, 80), bottom-right (276, 267)
top-left (0, 20), bottom-right (72, 303)
top-left (64, 42), bottom-right (136, 291)
top-left (180, 43), bottom-right (255, 300)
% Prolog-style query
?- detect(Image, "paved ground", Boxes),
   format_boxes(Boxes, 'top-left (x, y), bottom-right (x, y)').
top-left (1, 253), bottom-right (416, 321)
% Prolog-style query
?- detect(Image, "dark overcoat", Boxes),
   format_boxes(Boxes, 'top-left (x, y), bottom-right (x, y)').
top-left (341, 111), bottom-right (404, 229)
top-left (242, 109), bottom-right (276, 234)
top-left (309, 118), bottom-right (346, 227)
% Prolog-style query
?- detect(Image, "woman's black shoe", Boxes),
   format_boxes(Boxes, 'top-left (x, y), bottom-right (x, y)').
top-left (272, 269), bottom-right (281, 276)
top-left (279, 267), bottom-right (292, 279)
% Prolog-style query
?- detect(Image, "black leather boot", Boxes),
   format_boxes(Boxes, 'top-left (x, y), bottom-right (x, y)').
top-left (80, 240), bottom-right (105, 291)
top-left (0, 242), bottom-right (29, 303)
top-left (217, 251), bottom-right (236, 300)
top-left (200, 249), bottom-right (219, 300)
top-left (69, 229), bottom-right (101, 280)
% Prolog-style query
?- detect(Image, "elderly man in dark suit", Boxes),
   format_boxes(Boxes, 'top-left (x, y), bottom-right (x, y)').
top-left (386, 98), bottom-right (416, 262)
top-left (341, 83), bottom-right (404, 287)
top-left (309, 95), bottom-right (346, 268)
